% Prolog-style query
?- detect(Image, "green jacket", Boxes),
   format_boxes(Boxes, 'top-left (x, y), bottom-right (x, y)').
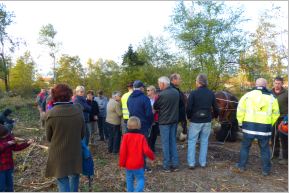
top-left (45, 103), bottom-right (85, 178)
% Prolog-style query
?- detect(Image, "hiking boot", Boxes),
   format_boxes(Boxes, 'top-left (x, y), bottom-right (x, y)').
top-left (189, 165), bottom-right (195, 170)
top-left (200, 165), bottom-right (206, 169)
top-left (162, 168), bottom-right (171, 173)
top-left (232, 164), bottom-right (245, 173)
top-left (171, 166), bottom-right (179, 172)
top-left (145, 168), bottom-right (152, 173)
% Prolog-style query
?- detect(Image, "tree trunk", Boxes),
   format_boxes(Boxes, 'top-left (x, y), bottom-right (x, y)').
top-left (0, 53), bottom-right (9, 92)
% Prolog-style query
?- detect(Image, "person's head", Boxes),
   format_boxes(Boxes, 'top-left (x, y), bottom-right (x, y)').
top-left (75, 86), bottom-right (85, 96)
top-left (127, 116), bottom-right (141, 130)
top-left (133, 80), bottom-right (145, 92)
top-left (0, 124), bottom-right (8, 138)
top-left (127, 82), bottom-right (134, 91)
top-left (273, 77), bottom-right (284, 90)
top-left (41, 88), bottom-right (46, 93)
top-left (158, 76), bottom-right (170, 90)
top-left (3, 108), bottom-right (12, 117)
top-left (255, 78), bottom-right (267, 88)
top-left (196, 73), bottom-right (208, 87)
top-left (87, 90), bottom-right (94, 101)
top-left (170, 73), bottom-right (181, 87)
top-left (98, 90), bottom-right (104, 97)
top-left (112, 91), bottom-right (122, 101)
top-left (51, 84), bottom-right (73, 102)
top-left (146, 85), bottom-right (156, 97)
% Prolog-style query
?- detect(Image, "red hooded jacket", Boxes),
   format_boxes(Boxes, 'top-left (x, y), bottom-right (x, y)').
top-left (119, 130), bottom-right (154, 170)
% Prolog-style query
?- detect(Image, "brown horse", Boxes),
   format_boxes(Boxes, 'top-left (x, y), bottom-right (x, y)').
top-left (214, 91), bottom-right (239, 142)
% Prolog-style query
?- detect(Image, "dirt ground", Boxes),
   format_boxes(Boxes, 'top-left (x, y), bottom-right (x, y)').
top-left (7, 103), bottom-right (288, 192)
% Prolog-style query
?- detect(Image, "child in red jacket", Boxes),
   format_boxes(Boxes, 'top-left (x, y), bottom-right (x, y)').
top-left (119, 116), bottom-right (155, 192)
top-left (0, 124), bottom-right (34, 191)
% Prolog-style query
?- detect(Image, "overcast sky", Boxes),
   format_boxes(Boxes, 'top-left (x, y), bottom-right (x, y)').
top-left (3, 1), bottom-right (288, 76)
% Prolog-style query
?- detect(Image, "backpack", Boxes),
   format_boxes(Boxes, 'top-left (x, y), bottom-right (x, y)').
top-left (278, 115), bottom-right (288, 135)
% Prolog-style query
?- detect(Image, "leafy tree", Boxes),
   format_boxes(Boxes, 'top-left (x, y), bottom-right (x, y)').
top-left (55, 54), bottom-right (85, 88)
top-left (167, 0), bottom-right (247, 90)
top-left (0, 4), bottom-right (17, 91)
top-left (240, 5), bottom-right (288, 82)
top-left (38, 23), bottom-right (61, 84)
top-left (9, 51), bottom-right (35, 95)
top-left (137, 35), bottom-right (177, 68)
top-left (86, 58), bottom-right (121, 96)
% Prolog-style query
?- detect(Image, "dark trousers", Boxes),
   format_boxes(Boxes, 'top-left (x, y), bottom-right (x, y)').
top-left (106, 122), bottom-right (121, 153)
top-left (98, 116), bottom-right (109, 140)
top-left (148, 123), bottom-right (159, 152)
top-left (271, 118), bottom-right (288, 159)
top-left (0, 169), bottom-right (13, 192)
top-left (238, 136), bottom-right (271, 173)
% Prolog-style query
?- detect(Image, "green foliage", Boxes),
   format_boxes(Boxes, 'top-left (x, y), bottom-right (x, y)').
top-left (9, 51), bottom-right (35, 95)
top-left (55, 54), bottom-right (85, 88)
top-left (122, 45), bottom-right (145, 68)
top-left (167, 0), bottom-right (247, 90)
top-left (239, 5), bottom-right (288, 82)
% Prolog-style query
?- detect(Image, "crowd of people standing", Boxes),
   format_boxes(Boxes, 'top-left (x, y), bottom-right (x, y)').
top-left (0, 72), bottom-right (286, 192)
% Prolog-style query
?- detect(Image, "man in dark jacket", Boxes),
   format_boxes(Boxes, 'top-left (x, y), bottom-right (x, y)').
top-left (186, 73), bottom-right (219, 169)
top-left (271, 77), bottom-right (288, 164)
top-left (127, 80), bottom-right (154, 173)
top-left (127, 80), bottom-right (153, 136)
top-left (170, 73), bottom-right (187, 137)
top-left (153, 76), bottom-right (180, 172)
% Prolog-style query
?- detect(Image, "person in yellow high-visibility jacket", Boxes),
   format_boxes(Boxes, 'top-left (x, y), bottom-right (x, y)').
top-left (235, 78), bottom-right (280, 176)
top-left (121, 82), bottom-right (134, 133)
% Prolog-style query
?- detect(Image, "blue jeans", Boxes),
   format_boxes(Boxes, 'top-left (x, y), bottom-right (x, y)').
top-left (82, 123), bottom-right (91, 146)
top-left (159, 123), bottom-right (179, 169)
top-left (57, 174), bottom-right (80, 192)
top-left (0, 169), bottom-right (13, 192)
top-left (126, 169), bottom-right (145, 192)
top-left (187, 122), bottom-right (211, 167)
top-left (237, 135), bottom-right (271, 173)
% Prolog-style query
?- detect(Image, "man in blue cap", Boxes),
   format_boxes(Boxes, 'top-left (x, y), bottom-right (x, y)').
top-left (127, 80), bottom-right (154, 173)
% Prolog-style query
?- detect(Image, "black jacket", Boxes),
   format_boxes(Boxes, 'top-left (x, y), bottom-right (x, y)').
top-left (186, 86), bottom-right (219, 123)
top-left (171, 84), bottom-right (186, 121)
top-left (153, 86), bottom-right (179, 125)
top-left (86, 99), bottom-right (99, 122)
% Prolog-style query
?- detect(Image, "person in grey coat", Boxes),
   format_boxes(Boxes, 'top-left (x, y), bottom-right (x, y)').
top-left (153, 76), bottom-right (180, 172)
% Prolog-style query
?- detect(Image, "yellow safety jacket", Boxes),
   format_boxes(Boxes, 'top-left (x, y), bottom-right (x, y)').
top-left (121, 91), bottom-right (132, 120)
top-left (237, 87), bottom-right (280, 137)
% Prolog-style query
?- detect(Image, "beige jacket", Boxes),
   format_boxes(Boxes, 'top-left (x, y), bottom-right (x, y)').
top-left (106, 98), bottom-right (122, 125)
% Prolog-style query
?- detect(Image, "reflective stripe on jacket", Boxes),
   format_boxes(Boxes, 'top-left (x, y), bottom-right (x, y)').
top-left (121, 91), bottom-right (132, 120)
top-left (237, 87), bottom-right (280, 137)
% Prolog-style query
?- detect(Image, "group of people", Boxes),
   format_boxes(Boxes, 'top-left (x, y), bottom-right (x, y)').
top-left (0, 72), bottom-right (287, 192)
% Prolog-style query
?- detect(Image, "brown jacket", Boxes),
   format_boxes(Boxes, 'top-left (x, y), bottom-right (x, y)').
top-left (106, 98), bottom-right (122, 125)
top-left (45, 103), bottom-right (85, 178)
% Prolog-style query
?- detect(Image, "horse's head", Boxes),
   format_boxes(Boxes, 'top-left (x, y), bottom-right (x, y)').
top-left (214, 91), bottom-right (238, 124)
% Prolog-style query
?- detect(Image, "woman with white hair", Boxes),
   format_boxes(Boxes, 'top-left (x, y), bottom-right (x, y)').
top-left (73, 86), bottom-right (92, 146)
top-left (106, 91), bottom-right (123, 154)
